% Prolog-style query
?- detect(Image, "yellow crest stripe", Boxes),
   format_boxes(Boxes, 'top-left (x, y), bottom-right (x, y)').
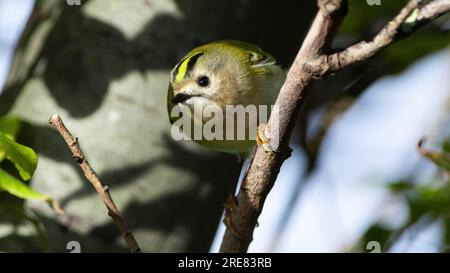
top-left (175, 58), bottom-right (190, 82)
top-left (175, 52), bottom-right (203, 83)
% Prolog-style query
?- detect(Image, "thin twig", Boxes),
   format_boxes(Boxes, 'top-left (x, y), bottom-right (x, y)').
top-left (219, 0), bottom-right (450, 253)
top-left (324, 0), bottom-right (450, 73)
top-left (49, 114), bottom-right (141, 253)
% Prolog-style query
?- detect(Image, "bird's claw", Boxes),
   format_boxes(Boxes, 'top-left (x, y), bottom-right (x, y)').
top-left (256, 123), bottom-right (278, 155)
top-left (223, 193), bottom-right (239, 235)
top-left (224, 192), bottom-right (238, 211)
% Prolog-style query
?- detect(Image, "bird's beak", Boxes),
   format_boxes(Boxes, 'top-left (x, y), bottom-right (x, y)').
top-left (171, 92), bottom-right (203, 104)
top-left (171, 92), bottom-right (192, 104)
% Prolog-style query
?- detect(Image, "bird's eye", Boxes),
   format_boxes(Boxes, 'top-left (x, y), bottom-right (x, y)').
top-left (197, 76), bottom-right (210, 87)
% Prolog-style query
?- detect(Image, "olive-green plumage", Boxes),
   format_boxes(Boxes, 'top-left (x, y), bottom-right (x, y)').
top-left (167, 40), bottom-right (285, 155)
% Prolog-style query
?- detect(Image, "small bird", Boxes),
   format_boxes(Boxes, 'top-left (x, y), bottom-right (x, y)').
top-left (167, 40), bottom-right (285, 227)
top-left (167, 40), bottom-right (285, 156)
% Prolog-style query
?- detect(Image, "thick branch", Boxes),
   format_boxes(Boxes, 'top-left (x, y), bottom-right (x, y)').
top-left (49, 114), bottom-right (141, 253)
top-left (325, 0), bottom-right (450, 72)
top-left (219, 0), bottom-right (449, 253)
top-left (219, 0), bottom-right (348, 253)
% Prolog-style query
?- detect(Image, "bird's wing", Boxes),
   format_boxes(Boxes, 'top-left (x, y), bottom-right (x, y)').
top-left (214, 40), bottom-right (277, 68)
top-left (248, 47), bottom-right (276, 68)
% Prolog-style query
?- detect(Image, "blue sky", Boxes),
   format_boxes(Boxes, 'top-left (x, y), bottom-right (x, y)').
top-left (0, 0), bottom-right (34, 90)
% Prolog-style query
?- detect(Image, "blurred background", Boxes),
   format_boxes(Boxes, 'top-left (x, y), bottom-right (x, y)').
top-left (0, 0), bottom-right (449, 252)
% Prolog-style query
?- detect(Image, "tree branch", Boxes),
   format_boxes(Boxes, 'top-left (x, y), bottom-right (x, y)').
top-left (324, 0), bottom-right (450, 72)
top-left (219, 0), bottom-right (348, 253)
top-left (219, 0), bottom-right (449, 253)
top-left (49, 114), bottom-right (141, 253)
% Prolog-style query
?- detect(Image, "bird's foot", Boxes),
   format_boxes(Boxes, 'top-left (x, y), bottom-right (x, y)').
top-left (223, 193), bottom-right (239, 235)
top-left (256, 123), bottom-right (278, 155)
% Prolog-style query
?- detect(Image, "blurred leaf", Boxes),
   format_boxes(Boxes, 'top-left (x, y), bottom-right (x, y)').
top-left (0, 192), bottom-right (27, 223)
top-left (443, 139), bottom-right (450, 154)
top-left (0, 194), bottom-right (51, 251)
top-left (389, 181), bottom-right (413, 193)
top-left (416, 186), bottom-right (450, 214)
top-left (361, 225), bottom-right (392, 252)
top-left (0, 132), bottom-right (37, 180)
top-left (381, 34), bottom-right (450, 73)
top-left (0, 168), bottom-right (63, 215)
top-left (418, 140), bottom-right (450, 172)
top-left (0, 192), bottom-right (49, 251)
top-left (385, 177), bottom-right (450, 249)
top-left (403, 184), bottom-right (450, 227)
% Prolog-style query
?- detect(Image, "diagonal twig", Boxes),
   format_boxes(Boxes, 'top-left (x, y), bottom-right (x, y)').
top-left (49, 114), bottom-right (141, 253)
top-left (324, 0), bottom-right (450, 73)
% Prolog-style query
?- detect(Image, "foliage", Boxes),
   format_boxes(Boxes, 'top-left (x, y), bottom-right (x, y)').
top-left (360, 139), bottom-right (450, 252)
top-left (0, 115), bottom-right (60, 251)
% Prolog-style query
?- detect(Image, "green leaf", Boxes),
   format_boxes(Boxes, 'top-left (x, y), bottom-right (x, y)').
top-left (361, 225), bottom-right (392, 252)
top-left (442, 139), bottom-right (450, 154)
top-left (388, 181), bottom-right (413, 193)
top-left (417, 185), bottom-right (450, 212)
top-left (419, 146), bottom-right (450, 172)
top-left (0, 132), bottom-right (37, 181)
top-left (0, 168), bottom-right (62, 215)
top-left (0, 116), bottom-right (21, 162)
top-left (402, 9), bottom-right (419, 32)
top-left (0, 115), bottom-right (21, 140)
top-left (0, 168), bottom-right (48, 200)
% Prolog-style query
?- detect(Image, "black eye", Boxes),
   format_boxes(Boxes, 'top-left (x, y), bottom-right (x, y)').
top-left (197, 76), bottom-right (210, 87)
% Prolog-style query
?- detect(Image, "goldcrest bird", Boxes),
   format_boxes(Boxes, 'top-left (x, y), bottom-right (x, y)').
top-left (167, 40), bottom-right (285, 156)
